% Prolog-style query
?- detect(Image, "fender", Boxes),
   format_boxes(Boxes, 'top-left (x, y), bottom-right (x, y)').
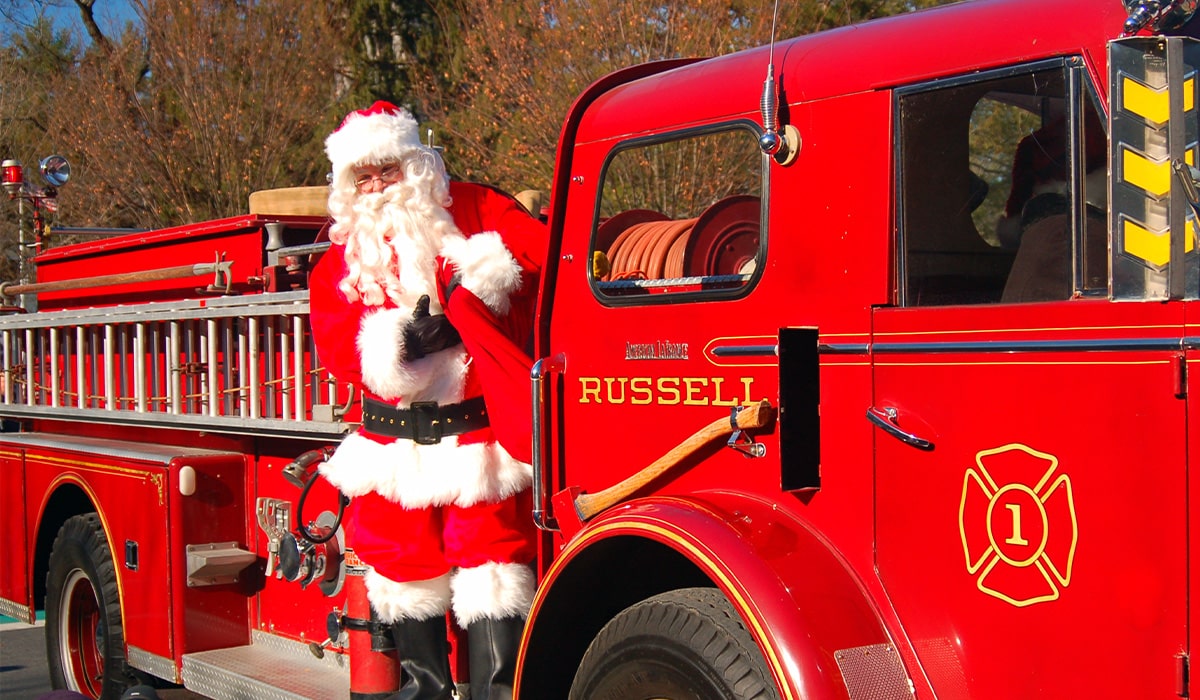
top-left (517, 492), bottom-right (910, 700)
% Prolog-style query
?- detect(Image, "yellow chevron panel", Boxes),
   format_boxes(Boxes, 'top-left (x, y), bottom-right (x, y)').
top-left (1122, 76), bottom-right (1196, 124)
top-left (1123, 148), bottom-right (1197, 197)
top-left (1124, 148), bottom-right (1172, 196)
top-left (1123, 219), bottom-right (1194, 267)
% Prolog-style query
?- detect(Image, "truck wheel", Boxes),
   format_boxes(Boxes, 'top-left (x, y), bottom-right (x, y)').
top-left (45, 513), bottom-right (129, 698)
top-left (569, 587), bottom-right (780, 700)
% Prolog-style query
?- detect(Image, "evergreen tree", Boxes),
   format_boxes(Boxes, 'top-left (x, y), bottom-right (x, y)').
top-left (0, 16), bottom-right (78, 283)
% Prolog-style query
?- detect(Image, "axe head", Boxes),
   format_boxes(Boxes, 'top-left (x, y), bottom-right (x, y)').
top-left (551, 485), bottom-right (586, 539)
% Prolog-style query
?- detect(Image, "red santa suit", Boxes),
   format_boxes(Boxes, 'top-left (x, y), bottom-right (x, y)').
top-left (309, 102), bottom-right (546, 631)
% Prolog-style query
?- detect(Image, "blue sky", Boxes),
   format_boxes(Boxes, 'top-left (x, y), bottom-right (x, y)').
top-left (8, 0), bottom-right (139, 42)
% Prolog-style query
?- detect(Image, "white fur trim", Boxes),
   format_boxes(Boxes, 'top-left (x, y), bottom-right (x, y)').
top-left (365, 570), bottom-right (451, 623)
top-left (358, 308), bottom-right (408, 397)
top-left (451, 562), bottom-right (536, 626)
top-left (325, 106), bottom-right (424, 180)
top-left (357, 306), bottom-right (469, 401)
top-left (440, 232), bottom-right (523, 314)
top-left (319, 432), bottom-right (533, 508)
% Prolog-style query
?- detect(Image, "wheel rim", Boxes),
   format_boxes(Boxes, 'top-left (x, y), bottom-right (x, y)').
top-left (58, 568), bottom-right (105, 697)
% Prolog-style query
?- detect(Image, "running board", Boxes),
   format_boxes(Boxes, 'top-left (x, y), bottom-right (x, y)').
top-left (181, 631), bottom-right (349, 699)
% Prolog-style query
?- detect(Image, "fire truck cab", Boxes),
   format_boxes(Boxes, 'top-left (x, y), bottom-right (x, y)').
top-left (519, 0), bottom-right (1199, 698)
top-left (1, 0), bottom-right (1198, 698)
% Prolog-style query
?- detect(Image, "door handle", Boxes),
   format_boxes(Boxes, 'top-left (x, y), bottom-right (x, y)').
top-left (866, 406), bottom-right (934, 451)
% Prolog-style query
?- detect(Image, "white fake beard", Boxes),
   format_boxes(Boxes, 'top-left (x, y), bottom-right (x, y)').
top-left (340, 182), bottom-right (459, 308)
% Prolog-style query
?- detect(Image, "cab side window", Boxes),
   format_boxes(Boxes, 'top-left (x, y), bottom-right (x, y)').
top-left (590, 126), bottom-right (764, 300)
top-left (898, 62), bottom-right (1107, 306)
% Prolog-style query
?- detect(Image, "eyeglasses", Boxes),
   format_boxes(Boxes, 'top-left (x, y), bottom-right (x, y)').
top-left (354, 164), bottom-right (403, 191)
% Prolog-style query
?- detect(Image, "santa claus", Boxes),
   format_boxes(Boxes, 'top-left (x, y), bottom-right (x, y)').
top-left (309, 101), bottom-right (546, 700)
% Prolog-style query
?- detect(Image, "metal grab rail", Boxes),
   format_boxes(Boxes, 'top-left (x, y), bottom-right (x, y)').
top-left (531, 354), bottom-right (565, 532)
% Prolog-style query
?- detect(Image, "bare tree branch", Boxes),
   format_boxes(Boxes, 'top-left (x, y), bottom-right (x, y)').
top-left (71, 0), bottom-right (114, 54)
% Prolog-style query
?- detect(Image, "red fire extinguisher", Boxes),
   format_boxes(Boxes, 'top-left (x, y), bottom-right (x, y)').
top-left (343, 550), bottom-right (402, 698)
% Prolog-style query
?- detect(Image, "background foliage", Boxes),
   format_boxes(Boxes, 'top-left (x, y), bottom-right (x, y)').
top-left (1, 0), bottom-right (945, 285)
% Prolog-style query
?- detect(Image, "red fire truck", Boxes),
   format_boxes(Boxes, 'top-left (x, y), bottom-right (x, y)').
top-left (3, 0), bottom-right (1199, 697)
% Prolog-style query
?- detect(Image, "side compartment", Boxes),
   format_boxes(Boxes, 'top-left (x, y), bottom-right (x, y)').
top-left (0, 440), bottom-right (32, 622)
top-left (7, 432), bottom-right (254, 693)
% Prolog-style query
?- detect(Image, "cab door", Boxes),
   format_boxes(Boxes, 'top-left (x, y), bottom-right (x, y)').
top-left (539, 120), bottom-right (778, 540)
top-left (872, 302), bottom-right (1187, 699)
top-left (871, 59), bottom-right (1188, 699)
top-left (1188, 299), bottom-right (1200, 699)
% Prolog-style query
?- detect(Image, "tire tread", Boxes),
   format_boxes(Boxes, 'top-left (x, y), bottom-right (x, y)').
top-left (571, 587), bottom-right (779, 700)
top-left (45, 513), bottom-right (128, 697)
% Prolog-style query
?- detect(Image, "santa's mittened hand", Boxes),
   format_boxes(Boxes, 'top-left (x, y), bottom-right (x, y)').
top-left (399, 294), bottom-right (463, 363)
top-left (412, 293), bottom-right (432, 319)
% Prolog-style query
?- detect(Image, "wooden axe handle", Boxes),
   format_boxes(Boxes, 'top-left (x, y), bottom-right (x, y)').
top-left (573, 400), bottom-right (775, 521)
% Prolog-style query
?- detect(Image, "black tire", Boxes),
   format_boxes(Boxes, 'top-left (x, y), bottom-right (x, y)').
top-left (569, 587), bottom-right (780, 700)
top-left (45, 513), bottom-right (130, 699)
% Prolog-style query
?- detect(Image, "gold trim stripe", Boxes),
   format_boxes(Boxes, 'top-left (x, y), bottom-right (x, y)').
top-left (876, 359), bottom-right (1167, 368)
top-left (23, 453), bottom-right (166, 506)
top-left (872, 322), bottom-right (1179, 338)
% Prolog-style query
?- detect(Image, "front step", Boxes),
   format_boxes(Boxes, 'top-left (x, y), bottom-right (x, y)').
top-left (181, 631), bottom-right (350, 699)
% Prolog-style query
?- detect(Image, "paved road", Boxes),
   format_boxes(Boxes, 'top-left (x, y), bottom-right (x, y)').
top-left (0, 622), bottom-right (52, 699)
top-left (0, 621), bottom-right (205, 700)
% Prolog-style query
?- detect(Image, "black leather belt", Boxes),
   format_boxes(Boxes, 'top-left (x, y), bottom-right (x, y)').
top-left (361, 396), bottom-right (489, 445)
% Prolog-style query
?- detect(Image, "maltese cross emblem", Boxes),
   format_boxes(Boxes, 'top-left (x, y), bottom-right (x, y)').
top-left (958, 444), bottom-right (1078, 607)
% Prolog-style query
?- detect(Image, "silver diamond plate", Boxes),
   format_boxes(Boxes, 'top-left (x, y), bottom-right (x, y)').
top-left (182, 631), bottom-right (349, 700)
top-left (128, 645), bottom-right (180, 684)
top-left (0, 597), bottom-right (32, 623)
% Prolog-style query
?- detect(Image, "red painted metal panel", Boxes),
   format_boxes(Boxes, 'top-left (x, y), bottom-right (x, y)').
top-left (171, 454), bottom-right (253, 656)
top-left (872, 300), bottom-right (1187, 698)
top-left (543, 81), bottom-right (894, 570)
top-left (34, 219), bottom-right (265, 309)
top-left (31, 215), bottom-right (325, 309)
top-left (13, 437), bottom-right (256, 664)
top-left (252, 450), bottom-right (349, 648)
top-left (527, 496), bottom-right (893, 700)
top-left (0, 444), bottom-right (31, 620)
top-left (22, 440), bottom-right (177, 657)
top-left (1186, 300), bottom-right (1200, 700)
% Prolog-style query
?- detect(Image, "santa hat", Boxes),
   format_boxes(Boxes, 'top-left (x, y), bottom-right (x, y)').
top-left (325, 101), bottom-right (428, 183)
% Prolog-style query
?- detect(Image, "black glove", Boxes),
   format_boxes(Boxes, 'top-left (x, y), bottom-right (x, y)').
top-left (400, 294), bottom-right (462, 362)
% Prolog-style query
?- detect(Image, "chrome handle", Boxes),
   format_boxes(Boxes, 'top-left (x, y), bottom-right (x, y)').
top-left (531, 354), bottom-right (565, 531)
top-left (1173, 160), bottom-right (1199, 218)
top-left (866, 406), bottom-right (934, 451)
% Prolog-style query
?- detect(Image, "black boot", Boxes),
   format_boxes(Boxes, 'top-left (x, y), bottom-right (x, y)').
top-left (468, 616), bottom-right (525, 700)
top-left (390, 615), bottom-right (454, 700)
